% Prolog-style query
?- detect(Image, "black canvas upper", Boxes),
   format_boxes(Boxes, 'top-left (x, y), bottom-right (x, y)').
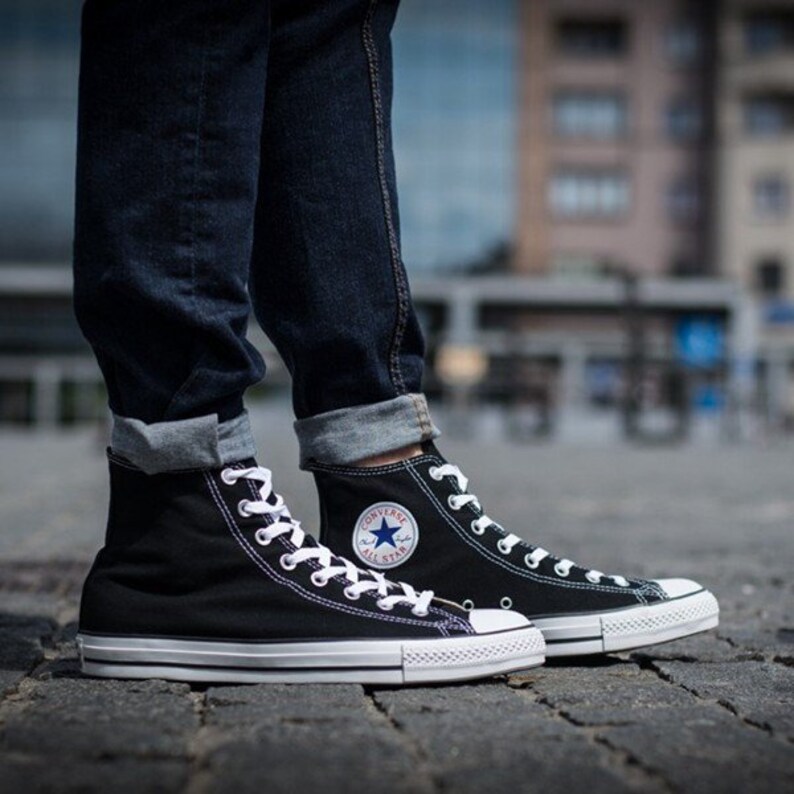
top-left (78, 452), bottom-right (474, 642)
top-left (310, 443), bottom-right (669, 619)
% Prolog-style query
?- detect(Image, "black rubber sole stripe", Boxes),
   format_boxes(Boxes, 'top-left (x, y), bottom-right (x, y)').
top-left (76, 626), bottom-right (525, 643)
top-left (544, 635), bottom-right (602, 645)
top-left (83, 658), bottom-right (403, 673)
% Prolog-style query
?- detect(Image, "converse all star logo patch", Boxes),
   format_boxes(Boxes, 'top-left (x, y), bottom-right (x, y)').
top-left (352, 502), bottom-right (419, 570)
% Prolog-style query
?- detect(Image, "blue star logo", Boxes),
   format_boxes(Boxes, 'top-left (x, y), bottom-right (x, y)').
top-left (370, 517), bottom-right (400, 549)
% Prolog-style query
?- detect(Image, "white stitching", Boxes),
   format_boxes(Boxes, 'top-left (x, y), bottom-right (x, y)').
top-left (361, 0), bottom-right (409, 395)
top-left (404, 463), bottom-right (645, 600)
top-left (205, 472), bottom-right (469, 634)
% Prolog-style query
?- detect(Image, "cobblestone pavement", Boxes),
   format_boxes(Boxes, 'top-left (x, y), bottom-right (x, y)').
top-left (1, 403), bottom-right (792, 793)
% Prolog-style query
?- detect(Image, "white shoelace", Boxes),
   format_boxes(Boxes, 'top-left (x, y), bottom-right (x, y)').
top-left (223, 466), bottom-right (435, 615)
top-left (429, 463), bottom-right (629, 587)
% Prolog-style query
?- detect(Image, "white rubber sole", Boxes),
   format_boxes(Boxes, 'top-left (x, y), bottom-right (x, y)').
top-left (531, 589), bottom-right (719, 657)
top-left (76, 626), bottom-right (546, 685)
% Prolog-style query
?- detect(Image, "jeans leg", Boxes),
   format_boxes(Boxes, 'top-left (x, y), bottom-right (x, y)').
top-left (251, 0), bottom-right (429, 427)
top-left (73, 0), bottom-right (271, 471)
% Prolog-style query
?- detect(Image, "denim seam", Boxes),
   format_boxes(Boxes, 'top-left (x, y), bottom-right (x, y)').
top-left (361, 0), bottom-right (408, 396)
top-left (164, 30), bottom-right (210, 419)
top-left (408, 393), bottom-right (432, 438)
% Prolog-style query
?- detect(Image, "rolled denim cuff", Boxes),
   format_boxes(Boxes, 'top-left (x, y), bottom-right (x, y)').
top-left (111, 410), bottom-right (256, 474)
top-left (294, 393), bottom-right (440, 468)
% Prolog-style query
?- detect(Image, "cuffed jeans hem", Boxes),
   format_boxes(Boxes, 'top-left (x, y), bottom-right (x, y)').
top-left (294, 393), bottom-right (440, 468)
top-left (111, 410), bottom-right (257, 475)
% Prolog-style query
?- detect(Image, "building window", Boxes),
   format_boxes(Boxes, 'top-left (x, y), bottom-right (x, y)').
top-left (744, 94), bottom-right (794, 136)
top-left (549, 170), bottom-right (630, 219)
top-left (551, 252), bottom-right (618, 279)
top-left (664, 21), bottom-right (701, 65)
top-left (756, 258), bottom-right (785, 297)
top-left (552, 91), bottom-right (627, 139)
top-left (556, 19), bottom-right (627, 58)
top-left (665, 97), bottom-right (702, 140)
top-left (666, 177), bottom-right (701, 222)
top-left (744, 10), bottom-right (794, 55)
top-left (670, 256), bottom-right (704, 278)
top-left (753, 176), bottom-right (790, 218)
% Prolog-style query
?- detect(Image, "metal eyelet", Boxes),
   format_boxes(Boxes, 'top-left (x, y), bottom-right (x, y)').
top-left (461, 599), bottom-right (474, 611)
top-left (254, 528), bottom-right (271, 546)
top-left (447, 495), bottom-right (460, 510)
top-left (343, 586), bottom-right (360, 601)
top-left (310, 571), bottom-right (328, 587)
top-left (500, 596), bottom-right (513, 610)
top-left (220, 468), bottom-right (237, 485)
top-left (411, 608), bottom-right (429, 617)
top-left (376, 600), bottom-right (394, 612)
top-left (524, 554), bottom-right (540, 570)
top-left (429, 466), bottom-right (442, 481)
top-left (470, 520), bottom-right (485, 536)
top-left (497, 538), bottom-right (511, 555)
top-left (554, 563), bottom-right (570, 578)
top-left (585, 572), bottom-right (602, 584)
top-left (280, 554), bottom-right (297, 571)
top-left (237, 499), bottom-right (252, 517)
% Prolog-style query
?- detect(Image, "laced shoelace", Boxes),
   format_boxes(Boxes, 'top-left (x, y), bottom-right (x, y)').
top-left (428, 463), bottom-right (629, 587)
top-left (223, 466), bottom-right (435, 615)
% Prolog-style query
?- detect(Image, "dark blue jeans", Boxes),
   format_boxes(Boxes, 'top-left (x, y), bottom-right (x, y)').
top-left (73, 0), bottom-right (438, 472)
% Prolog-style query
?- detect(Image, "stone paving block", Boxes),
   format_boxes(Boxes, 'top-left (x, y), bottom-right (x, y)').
top-left (710, 580), bottom-right (793, 659)
top-left (0, 757), bottom-right (187, 794)
top-left (204, 682), bottom-right (369, 727)
top-left (0, 591), bottom-right (68, 622)
top-left (195, 684), bottom-right (433, 794)
top-left (1, 423), bottom-right (793, 792)
top-left (373, 682), bottom-right (657, 793)
top-left (601, 706), bottom-right (794, 793)
top-left (0, 677), bottom-right (197, 760)
top-left (524, 660), bottom-right (694, 726)
top-left (653, 660), bottom-right (794, 740)
top-left (0, 614), bottom-right (56, 696)
top-left (628, 633), bottom-right (749, 664)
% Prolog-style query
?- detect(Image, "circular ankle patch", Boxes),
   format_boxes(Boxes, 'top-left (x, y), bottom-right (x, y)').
top-left (352, 502), bottom-right (419, 570)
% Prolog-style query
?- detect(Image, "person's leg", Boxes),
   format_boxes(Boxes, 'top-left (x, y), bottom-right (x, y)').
top-left (73, 0), bottom-right (267, 472)
top-left (245, 2), bottom-right (719, 655)
top-left (249, 0), bottom-right (436, 467)
top-left (72, 0), bottom-right (543, 683)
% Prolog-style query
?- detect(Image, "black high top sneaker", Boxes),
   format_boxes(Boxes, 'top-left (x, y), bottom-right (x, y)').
top-left (76, 452), bottom-right (545, 684)
top-left (310, 444), bottom-right (719, 657)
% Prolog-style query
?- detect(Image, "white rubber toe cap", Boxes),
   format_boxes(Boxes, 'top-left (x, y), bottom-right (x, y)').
top-left (467, 609), bottom-right (531, 634)
top-left (652, 578), bottom-right (703, 599)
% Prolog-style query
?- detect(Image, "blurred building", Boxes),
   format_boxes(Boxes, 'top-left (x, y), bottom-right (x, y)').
top-left (716, 0), bottom-right (794, 424)
top-left (516, 0), bottom-right (717, 280)
top-left (0, 0), bottom-right (793, 434)
top-left (718, 0), bottom-right (794, 298)
top-left (491, 0), bottom-right (794, 434)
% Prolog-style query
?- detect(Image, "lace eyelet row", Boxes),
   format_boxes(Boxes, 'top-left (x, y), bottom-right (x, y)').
top-left (231, 465), bottom-right (438, 615)
top-left (460, 597), bottom-right (512, 610)
top-left (470, 520), bottom-right (485, 536)
top-left (259, 538), bottom-right (425, 612)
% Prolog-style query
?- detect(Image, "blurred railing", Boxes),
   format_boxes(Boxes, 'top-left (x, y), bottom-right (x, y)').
top-left (0, 264), bottom-right (744, 435)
